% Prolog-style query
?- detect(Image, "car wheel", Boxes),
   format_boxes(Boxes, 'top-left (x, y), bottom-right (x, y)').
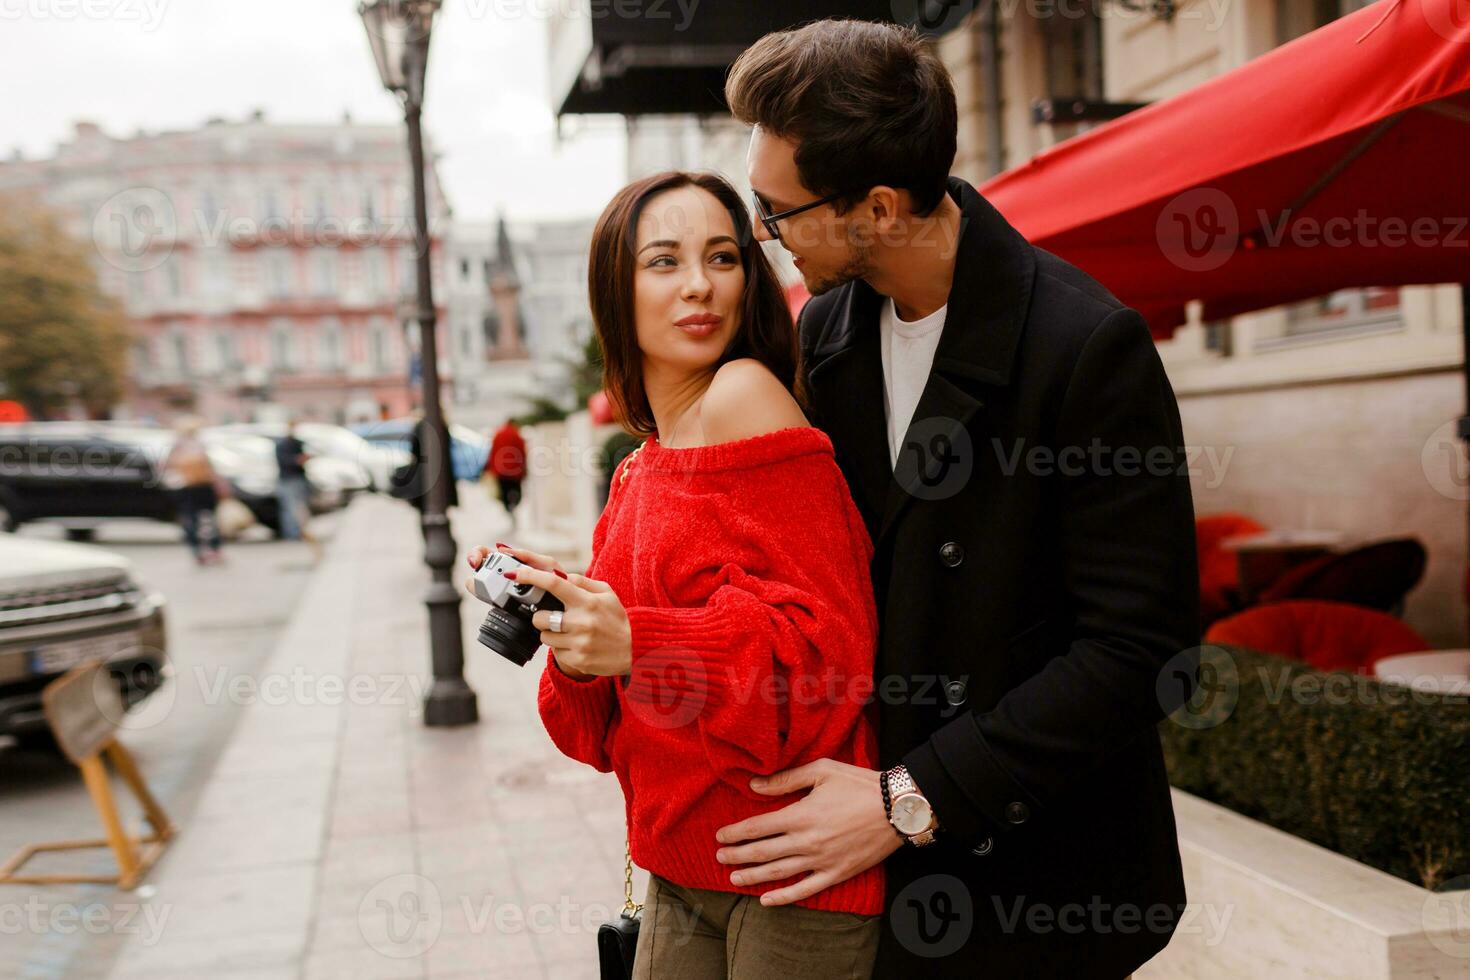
top-left (65, 527), bottom-right (97, 543)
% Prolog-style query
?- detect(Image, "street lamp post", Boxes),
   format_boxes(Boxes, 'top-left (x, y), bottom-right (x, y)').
top-left (359, 0), bottom-right (477, 726)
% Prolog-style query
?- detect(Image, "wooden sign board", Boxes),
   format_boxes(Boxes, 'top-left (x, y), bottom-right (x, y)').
top-left (41, 662), bottom-right (122, 765)
top-left (0, 664), bottom-right (174, 890)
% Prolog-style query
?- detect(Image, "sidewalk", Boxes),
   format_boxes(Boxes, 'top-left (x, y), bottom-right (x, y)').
top-left (104, 487), bottom-right (641, 979)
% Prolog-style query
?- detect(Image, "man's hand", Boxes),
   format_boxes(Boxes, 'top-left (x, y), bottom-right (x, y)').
top-left (714, 759), bottom-right (903, 906)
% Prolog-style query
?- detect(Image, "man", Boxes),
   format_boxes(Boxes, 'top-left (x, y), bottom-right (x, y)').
top-left (712, 20), bottom-right (1201, 977)
top-left (273, 419), bottom-right (311, 542)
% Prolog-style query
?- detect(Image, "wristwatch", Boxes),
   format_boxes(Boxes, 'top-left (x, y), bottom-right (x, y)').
top-left (884, 765), bottom-right (938, 846)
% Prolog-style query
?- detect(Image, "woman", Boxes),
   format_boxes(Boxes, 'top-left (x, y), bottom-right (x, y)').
top-left (161, 417), bottom-right (224, 565)
top-left (465, 172), bottom-right (883, 977)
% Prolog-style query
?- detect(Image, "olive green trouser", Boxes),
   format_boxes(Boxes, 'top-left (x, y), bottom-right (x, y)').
top-left (630, 874), bottom-right (880, 980)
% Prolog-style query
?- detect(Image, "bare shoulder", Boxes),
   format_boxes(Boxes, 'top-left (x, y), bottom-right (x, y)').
top-left (699, 358), bottom-right (809, 444)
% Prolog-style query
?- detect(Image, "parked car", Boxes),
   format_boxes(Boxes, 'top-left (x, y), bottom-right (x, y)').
top-left (351, 419), bottom-right (490, 483)
top-left (0, 422), bottom-right (295, 538)
top-left (199, 430), bottom-right (363, 512)
top-left (209, 422), bottom-right (405, 493)
top-left (0, 533), bottom-right (168, 745)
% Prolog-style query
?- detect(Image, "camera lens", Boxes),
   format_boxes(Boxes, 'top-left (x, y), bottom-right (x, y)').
top-left (476, 591), bottom-right (564, 667)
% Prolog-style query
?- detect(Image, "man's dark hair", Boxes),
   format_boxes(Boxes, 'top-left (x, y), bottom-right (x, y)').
top-left (725, 19), bottom-right (958, 216)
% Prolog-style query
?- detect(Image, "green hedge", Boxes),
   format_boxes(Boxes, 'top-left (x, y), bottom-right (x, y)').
top-left (1160, 644), bottom-right (1470, 890)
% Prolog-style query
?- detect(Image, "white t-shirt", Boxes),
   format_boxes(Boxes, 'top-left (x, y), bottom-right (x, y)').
top-left (878, 296), bottom-right (948, 468)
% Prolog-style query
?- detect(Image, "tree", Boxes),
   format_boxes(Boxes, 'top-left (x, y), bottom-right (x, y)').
top-left (0, 198), bottom-right (129, 418)
top-left (571, 329), bottom-right (603, 406)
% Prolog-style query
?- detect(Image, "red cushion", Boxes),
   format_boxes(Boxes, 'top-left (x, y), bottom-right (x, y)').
top-left (1204, 600), bottom-right (1429, 674)
top-left (1196, 513), bottom-right (1268, 623)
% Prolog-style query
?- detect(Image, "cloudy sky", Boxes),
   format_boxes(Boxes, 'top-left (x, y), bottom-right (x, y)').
top-left (0, 0), bottom-right (627, 222)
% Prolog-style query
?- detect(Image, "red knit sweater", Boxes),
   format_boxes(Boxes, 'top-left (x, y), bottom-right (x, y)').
top-left (537, 426), bottom-right (885, 915)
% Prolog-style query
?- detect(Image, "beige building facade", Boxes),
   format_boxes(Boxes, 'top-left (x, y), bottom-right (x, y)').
top-left (937, 0), bottom-right (1467, 644)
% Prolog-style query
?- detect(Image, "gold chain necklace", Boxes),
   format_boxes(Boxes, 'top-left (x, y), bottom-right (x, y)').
top-left (618, 440), bottom-right (647, 486)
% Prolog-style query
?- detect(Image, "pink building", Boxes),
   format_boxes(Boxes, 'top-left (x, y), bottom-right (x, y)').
top-left (0, 112), bottom-right (455, 424)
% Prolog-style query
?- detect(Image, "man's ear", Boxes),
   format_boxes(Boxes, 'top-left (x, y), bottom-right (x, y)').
top-left (866, 185), bottom-right (904, 239)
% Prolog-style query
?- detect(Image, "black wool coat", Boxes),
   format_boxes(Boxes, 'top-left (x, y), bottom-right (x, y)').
top-left (798, 176), bottom-right (1201, 979)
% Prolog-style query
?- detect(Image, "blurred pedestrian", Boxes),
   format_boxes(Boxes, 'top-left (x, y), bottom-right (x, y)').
top-left (486, 419), bottom-right (527, 527)
top-left (273, 419), bottom-right (313, 543)
top-left (161, 417), bottom-right (224, 566)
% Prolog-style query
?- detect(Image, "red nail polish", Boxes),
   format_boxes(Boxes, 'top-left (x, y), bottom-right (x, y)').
top-left (554, 569), bottom-right (568, 580)
top-left (504, 571), bottom-right (517, 580)
top-left (496, 542), bottom-right (509, 548)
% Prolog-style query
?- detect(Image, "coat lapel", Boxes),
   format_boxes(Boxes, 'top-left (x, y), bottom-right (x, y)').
top-left (805, 177), bottom-right (1039, 549)
top-left (807, 282), bottom-right (890, 541)
top-left (875, 177), bottom-right (1038, 547)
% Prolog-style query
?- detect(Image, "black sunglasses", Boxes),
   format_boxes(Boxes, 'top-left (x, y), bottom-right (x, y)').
top-left (751, 189), bottom-right (847, 241)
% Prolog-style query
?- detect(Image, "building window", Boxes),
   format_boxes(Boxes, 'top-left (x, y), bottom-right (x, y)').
top-left (1283, 286), bottom-right (1402, 337)
top-left (321, 317), bottom-right (344, 371)
top-left (371, 319), bottom-right (390, 373)
top-left (1203, 320), bottom-right (1233, 356)
top-left (362, 187), bottom-right (377, 225)
top-left (204, 253), bottom-right (230, 296)
top-left (265, 251), bottom-right (291, 298)
top-left (313, 251), bottom-right (337, 296)
top-left (216, 330), bottom-right (236, 369)
top-left (271, 320), bottom-right (296, 373)
top-left (365, 249), bottom-right (385, 298)
top-left (170, 325), bottom-right (189, 373)
top-left (165, 257), bottom-right (182, 299)
top-left (460, 323), bottom-right (474, 358)
top-left (200, 188), bottom-right (220, 223)
top-left (312, 186), bottom-right (330, 222)
top-left (459, 258), bottom-right (471, 281)
top-left (1036, 4), bottom-right (1105, 146)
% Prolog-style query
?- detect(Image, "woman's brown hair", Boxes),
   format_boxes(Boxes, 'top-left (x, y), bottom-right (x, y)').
top-left (587, 171), bottom-right (806, 438)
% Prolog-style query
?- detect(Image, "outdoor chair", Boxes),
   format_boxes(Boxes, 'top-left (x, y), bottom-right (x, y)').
top-left (1204, 599), bottom-right (1429, 674)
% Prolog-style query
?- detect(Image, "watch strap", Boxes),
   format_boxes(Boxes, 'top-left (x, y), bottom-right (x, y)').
top-left (884, 765), bottom-right (937, 846)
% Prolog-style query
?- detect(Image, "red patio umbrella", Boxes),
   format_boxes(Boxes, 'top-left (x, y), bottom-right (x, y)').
top-left (979, 0), bottom-right (1470, 338)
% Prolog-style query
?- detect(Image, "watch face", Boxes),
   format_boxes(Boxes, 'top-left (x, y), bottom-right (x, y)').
top-left (892, 794), bottom-right (932, 836)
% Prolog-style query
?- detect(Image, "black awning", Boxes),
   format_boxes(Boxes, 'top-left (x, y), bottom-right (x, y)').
top-left (552, 1), bottom-right (932, 117)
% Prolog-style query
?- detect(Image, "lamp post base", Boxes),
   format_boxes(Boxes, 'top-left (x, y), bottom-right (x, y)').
top-left (423, 677), bottom-right (479, 727)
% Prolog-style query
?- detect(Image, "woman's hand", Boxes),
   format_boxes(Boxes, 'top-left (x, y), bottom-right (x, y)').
top-left (464, 543), bottom-right (632, 680)
top-left (465, 541), bottom-right (563, 578)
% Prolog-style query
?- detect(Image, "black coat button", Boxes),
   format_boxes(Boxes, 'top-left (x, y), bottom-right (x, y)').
top-left (944, 680), bottom-right (967, 706)
top-left (971, 837), bottom-right (994, 856)
top-left (1005, 801), bottom-right (1030, 825)
top-left (939, 541), bottom-right (964, 567)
